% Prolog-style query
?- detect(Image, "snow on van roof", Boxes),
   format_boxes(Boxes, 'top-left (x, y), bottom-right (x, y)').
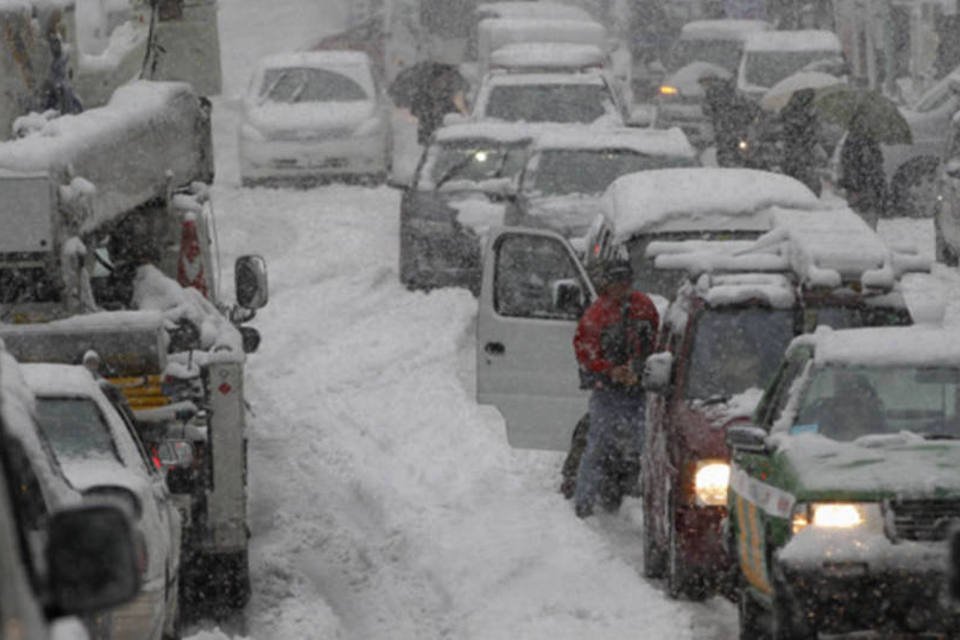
top-left (533, 127), bottom-right (696, 158)
top-left (258, 50), bottom-right (371, 70)
top-left (479, 17), bottom-right (607, 45)
top-left (476, 2), bottom-right (593, 20)
top-left (679, 19), bottom-right (771, 40)
top-left (484, 71), bottom-right (606, 86)
top-left (698, 272), bottom-right (796, 308)
top-left (490, 43), bottom-right (606, 70)
top-left (602, 168), bottom-right (820, 239)
top-left (744, 30), bottom-right (841, 53)
top-left (790, 326), bottom-right (960, 368)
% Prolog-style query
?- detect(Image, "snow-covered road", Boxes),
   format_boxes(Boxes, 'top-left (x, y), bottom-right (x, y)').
top-left (186, 2), bottom-right (960, 638)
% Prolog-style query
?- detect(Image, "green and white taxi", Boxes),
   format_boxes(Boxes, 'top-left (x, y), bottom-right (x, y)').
top-left (727, 325), bottom-right (960, 638)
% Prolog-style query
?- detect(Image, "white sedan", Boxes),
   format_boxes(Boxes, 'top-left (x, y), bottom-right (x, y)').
top-left (238, 50), bottom-right (391, 186)
top-left (23, 364), bottom-right (183, 640)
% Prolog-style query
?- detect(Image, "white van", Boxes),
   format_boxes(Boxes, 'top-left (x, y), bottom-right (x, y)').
top-left (738, 30), bottom-right (844, 101)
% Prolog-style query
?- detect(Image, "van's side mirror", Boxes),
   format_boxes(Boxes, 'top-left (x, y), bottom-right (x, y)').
top-left (552, 279), bottom-right (584, 316)
top-left (726, 425), bottom-right (769, 454)
top-left (47, 505), bottom-right (140, 615)
top-left (235, 255), bottom-right (268, 310)
top-left (642, 352), bottom-right (674, 393)
top-left (239, 326), bottom-right (261, 353)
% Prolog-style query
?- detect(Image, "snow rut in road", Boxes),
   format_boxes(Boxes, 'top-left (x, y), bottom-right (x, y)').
top-left (201, 182), bottom-right (697, 639)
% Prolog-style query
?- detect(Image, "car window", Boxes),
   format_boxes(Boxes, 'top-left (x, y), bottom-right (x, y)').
top-left (670, 39), bottom-right (743, 72)
top-left (33, 397), bottom-right (121, 464)
top-left (755, 353), bottom-right (810, 428)
top-left (260, 67), bottom-right (369, 103)
top-left (485, 84), bottom-right (612, 123)
top-left (420, 138), bottom-right (530, 190)
top-left (793, 365), bottom-right (960, 440)
top-left (523, 149), bottom-right (695, 197)
top-left (804, 304), bottom-right (913, 331)
top-left (743, 50), bottom-right (842, 88)
top-left (494, 233), bottom-right (585, 319)
top-left (685, 308), bottom-right (796, 400)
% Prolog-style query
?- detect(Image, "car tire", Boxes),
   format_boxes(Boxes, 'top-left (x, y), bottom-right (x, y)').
top-left (642, 508), bottom-right (666, 578)
top-left (890, 157), bottom-right (941, 218)
top-left (737, 585), bottom-right (767, 640)
top-left (163, 572), bottom-right (183, 640)
top-left (666, 494), bottom-right (707, 601)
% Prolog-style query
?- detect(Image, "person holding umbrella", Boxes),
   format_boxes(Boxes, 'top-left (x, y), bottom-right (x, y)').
top-left (780, 88), bottom-right (822, 195)
top-left (838, 108), bottom-right (886, 226)
top-left (389, 60), bottom-right (469, 145)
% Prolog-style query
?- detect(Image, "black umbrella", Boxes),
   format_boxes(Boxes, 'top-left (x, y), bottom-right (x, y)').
top-left (388, 61), bottom-right (462, 110)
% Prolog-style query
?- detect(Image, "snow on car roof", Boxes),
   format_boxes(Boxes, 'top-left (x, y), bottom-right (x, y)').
top-left (476, 2), bottom-right (593, 20)
top-left (483, 71), bottom-right (606, 86)
top-left (743, 30), bottom-right (841, 53)
top-left (679, 19), bottom-right (771, 41)
top-left (602, 168), bottom-right (821, 239)
top-left (20, 362), bottom-right (101, 398)
top-left (532, 127), bottom-right (696, 157)
top-left (791, 326), bottom-right (960, 368)
top-left (697, 272), bottom-right (796, 308)
top-left (258, 50), bottom-right (372, 70)
top-left (490, 43), bottom-right (606, 70)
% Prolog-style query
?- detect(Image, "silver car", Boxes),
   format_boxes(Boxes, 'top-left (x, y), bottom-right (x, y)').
top-left (238, 50), bottom-right (391, 186)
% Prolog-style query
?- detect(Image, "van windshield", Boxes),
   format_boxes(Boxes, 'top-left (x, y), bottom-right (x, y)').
top-left (485, 84), bottom-right (613, 123)
top-left (670, 39), bottom-right (743, 72)
top-left (743, 50), bottom-right (841, 88)
top-left (686, 308), bottom-right (795, 400)
top-left (524, 149), bottom-right (695, 197)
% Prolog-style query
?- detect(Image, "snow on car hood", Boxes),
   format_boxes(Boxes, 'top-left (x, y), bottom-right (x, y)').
top-left (694, 387), bottom-right (765, 426)
top-left (450, 196), bottom-right (506, 240)
top-left (245, 100), bottom-right (375, 135)
top-left (525, 193), bottom-right (604, 237)
top-left (773, 432), bottom-right (960, 499)
top-left (664, 61), bottom-right (732, 98)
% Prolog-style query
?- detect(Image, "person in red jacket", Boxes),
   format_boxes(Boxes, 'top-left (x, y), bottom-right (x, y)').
top-left (572, 258), bottom-right (659, 518)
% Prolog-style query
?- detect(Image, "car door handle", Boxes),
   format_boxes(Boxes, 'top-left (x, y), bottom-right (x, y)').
top-left (485, 342), bottom-right (505, 355)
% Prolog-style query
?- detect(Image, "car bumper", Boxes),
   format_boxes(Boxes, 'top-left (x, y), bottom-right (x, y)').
top-left (239, 133), bottom-right (387, 179)
top-left (778, 535), bottom-right (955, 634)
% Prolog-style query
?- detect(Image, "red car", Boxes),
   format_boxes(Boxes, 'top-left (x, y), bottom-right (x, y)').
top-left (641, 259), bottom-right (915, 600)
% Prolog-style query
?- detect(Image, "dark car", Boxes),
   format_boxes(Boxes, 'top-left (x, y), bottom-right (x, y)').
top-left (640, 208), bottom-right (919, 600)
top-left (398, 121), bottom-right (535, 294)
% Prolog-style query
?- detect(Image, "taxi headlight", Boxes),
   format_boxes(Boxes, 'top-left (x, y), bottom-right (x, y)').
top-left (792, 502), bottom-right (882, 534)
top-left (694, 460), bottom-right (730, 506)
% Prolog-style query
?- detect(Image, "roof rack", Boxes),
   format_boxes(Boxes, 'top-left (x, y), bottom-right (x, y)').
top-left (648, 207), bottom-right (931, 291)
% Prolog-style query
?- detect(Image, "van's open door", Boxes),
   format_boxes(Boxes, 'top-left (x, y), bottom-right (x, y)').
top-left (477, 228), bottom-right (595, 450)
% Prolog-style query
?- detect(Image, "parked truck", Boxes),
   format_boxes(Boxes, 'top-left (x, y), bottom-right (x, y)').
top-left (0, 79), bottom-right (267, 617)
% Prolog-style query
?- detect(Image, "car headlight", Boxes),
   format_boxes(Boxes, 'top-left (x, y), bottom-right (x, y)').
top-left (694, 460), bottom-right (730, 507)
top-left (659, 84), bottom-right (679, 97)
top-left (791, 502), bottom-right (882, 534)
top-left (239, 122), bottom-right (265, 142)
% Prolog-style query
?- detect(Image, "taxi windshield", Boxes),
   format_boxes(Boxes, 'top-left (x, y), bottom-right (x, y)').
top-left (793, 365), bottom-right (960, 441)
top-left (686, 308), bottom-right (795, 401)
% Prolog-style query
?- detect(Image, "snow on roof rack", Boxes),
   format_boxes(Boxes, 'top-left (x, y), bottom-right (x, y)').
top-left (648, 207), bottom-right (931, 290)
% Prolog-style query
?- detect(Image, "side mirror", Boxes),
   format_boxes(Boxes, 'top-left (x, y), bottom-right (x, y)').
top-left (235, 255), bottom-right (268, 310)
top-left (946, 158), bottom-right (960, 180)
top-left (726, 425), bottom-right (770, 454)
top-left (552, 279), bottom-right (585, 316)
top-left (642, 352), bottom-right (674, 393)
top-left (47, 505), bottom-right (141, 615)
top-left (239, 326), bottom-right (261, 353)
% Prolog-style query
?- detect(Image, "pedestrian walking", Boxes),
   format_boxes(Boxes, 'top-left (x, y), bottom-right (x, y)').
top-left (701, 75), bottom-right (757, 167)
top-left (780, 88), bottom-right (822, 195)
top-left (389, 61), bottom-right (468, 145)
top-left (572, 258), bottom-right (659, 518)
top-left (839, 108), bottom-right (886, 227)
